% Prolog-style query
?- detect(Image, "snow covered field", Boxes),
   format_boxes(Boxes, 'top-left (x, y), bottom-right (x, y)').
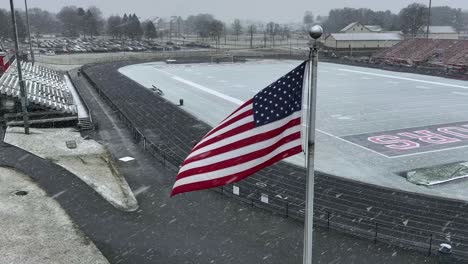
top-left (119, 59), bottom-right (468, 201)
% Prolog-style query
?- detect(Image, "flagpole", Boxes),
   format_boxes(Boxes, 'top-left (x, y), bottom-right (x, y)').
top-left (303, 25), bottom-right (322, 264)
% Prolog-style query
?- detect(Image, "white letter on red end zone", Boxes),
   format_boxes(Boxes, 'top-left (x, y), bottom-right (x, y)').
top-left (368, 135), bottom-right (420, 150)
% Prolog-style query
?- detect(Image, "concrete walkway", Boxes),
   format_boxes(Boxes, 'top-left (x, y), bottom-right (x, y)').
top-left (0, 167), bottom-right (109, 264)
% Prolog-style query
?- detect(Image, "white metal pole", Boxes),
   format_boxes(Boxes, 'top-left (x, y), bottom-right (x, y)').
top-left (9, 0), bottom-right (29, 134)
top-left (24, 0), bottom-right (34, 65)
top-left (303, 25), bottom-right (322, 264)
top-left (427, 0), bottom-right (432, 39)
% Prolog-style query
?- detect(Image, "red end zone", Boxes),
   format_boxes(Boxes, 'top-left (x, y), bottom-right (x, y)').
top-left (341, 121), bottom-right (468, 157)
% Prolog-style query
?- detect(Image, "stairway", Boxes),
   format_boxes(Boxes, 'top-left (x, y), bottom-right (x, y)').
top-left (78, 117), bottom-right (93, 130)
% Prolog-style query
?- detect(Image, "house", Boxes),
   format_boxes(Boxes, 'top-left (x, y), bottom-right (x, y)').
top-left (324, 32), bottom-right (402, 49)
top-left (419, 26), bottom-right (459, 40)
top-left (340, 22), bottom-right (383, 33)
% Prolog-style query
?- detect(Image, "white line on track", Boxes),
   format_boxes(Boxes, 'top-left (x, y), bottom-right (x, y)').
top-left (339, 68), bottom-right (468, 89)
top-left (452, 92), bottom-right (468, 96)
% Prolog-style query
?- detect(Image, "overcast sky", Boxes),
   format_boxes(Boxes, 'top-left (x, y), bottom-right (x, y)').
top-left (1, 0), bottom-right (468, 23)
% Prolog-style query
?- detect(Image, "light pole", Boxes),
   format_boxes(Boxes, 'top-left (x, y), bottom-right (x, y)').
top-left (24, 0), bottom-right (34, 64)
top-left (9, 0), bottom-right (29, 134)
top-left (426, 0), bottom-right (432, 39)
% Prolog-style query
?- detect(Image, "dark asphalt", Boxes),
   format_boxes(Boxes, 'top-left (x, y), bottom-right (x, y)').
top-left (0, 69), bottom-right (437, 263)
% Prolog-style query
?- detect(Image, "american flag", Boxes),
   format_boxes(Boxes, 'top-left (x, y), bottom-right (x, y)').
top-left (171, 61), bottom-right (308, 196)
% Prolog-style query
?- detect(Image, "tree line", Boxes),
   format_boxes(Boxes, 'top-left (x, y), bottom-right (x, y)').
top-left (1, 3), bottom-right (467, 43)
top-left (316, 4), bottom-right (468, 35)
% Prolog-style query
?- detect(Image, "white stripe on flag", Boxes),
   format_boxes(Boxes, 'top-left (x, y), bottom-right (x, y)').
top-left (197, 107), bottom-right (253, 145)
top-left (173, 138), bottom-right (302, 188)
top-left (187, 111), bottom-right (302, 159)
top-left (179, 125), bottom-right (302, 173)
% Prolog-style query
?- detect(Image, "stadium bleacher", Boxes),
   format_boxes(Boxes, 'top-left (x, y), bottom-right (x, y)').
top-left (0, 60), bottom-right (77, 115)
top-left (373, 38), bottom-right (468, 69)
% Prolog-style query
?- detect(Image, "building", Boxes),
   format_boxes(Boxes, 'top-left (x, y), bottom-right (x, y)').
top-left (340, 22), bottom-right (383, 33)
top-left (324, 32), bottom-right (402, 49)
top-left (419, 26), bottom-right (459, 40)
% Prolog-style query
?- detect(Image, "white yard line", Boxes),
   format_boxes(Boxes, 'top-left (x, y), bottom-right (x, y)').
top-left (387, 145), bottom-right (468, 159)
top-left (415, 86), bottom-right (431, 89)
top-left (151, 67), bottom-right (245, 106)
top-left (339, 68), bottom-right (468, 90)
top-left (316, 129), bottom-right (390, 158)
top-left (172, 76), bottom-right (244, 105)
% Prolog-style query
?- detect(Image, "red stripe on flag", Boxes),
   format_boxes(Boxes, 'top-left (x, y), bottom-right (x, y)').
top-left (218, 99), bottom-right (253, 124)
top-left (191, 121), bottom-right (255, 152)
top-left (171, 145), bottom-right (302, 196)
top-left (199, 108), bottom-right (253, 143)
top-left (177, 131), bottom-right (301, 179)
top-left (182, 117), bottom-right (301, 166)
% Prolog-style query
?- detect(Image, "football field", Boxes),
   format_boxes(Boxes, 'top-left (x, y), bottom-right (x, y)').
top-left (119, 59), bottom-right (468, 200)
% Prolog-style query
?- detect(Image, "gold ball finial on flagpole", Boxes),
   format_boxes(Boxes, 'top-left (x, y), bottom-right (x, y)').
top-left (309, 25), bottom-right (323, 40)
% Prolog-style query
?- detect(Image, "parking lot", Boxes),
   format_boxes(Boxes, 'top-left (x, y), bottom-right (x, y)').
top-left (0, 36), bottom-right (212, 56)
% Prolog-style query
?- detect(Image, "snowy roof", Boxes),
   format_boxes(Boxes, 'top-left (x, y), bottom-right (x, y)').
top-left (340, 22), bottom-right (360, 32)
top-left (329, 33), bottom-right (402, 41)
top-left (421, 26), bottom-right (457, 34)
top-left (365, 25), bottom-right (383, 32)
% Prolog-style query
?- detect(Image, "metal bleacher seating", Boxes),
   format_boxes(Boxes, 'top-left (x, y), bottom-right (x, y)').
top-left (373, 38), bottom-right (468, 68)
top-left (0, 60), bottom-right (77, 115)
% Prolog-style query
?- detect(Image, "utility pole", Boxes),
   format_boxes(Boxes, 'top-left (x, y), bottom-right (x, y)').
top-left (24, 0), bottom-right (34, 64)
top-left (9, 0), bottom-right (29, 134)
top-left (426, 0), bottom-right (432, 39)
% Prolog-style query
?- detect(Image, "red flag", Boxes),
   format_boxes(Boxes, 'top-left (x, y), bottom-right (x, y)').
top-left (171, 61), bottom-right (308, 196)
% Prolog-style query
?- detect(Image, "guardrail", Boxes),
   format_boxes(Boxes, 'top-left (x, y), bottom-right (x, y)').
top-left (79, 62), bottom-right (468, 261)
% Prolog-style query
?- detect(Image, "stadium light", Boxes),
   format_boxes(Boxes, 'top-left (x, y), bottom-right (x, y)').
top-left (426, 0), bottom-right (432, 39)
top-left (9, 0), bottom-right (30, 134)
top-left (24, 0), bottom-right (34, 64)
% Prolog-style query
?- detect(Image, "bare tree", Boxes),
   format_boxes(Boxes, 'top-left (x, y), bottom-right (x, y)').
top-left (266, 22), bottom-right (280, 46)
top-left (303, 11), bottom-right (314, 31)
top-left (247, 24), bottom-right (256, 48)
top-left (107, 15), bottom-right (122, 39)
top-left (232, 19), bottom-right (242, 41)
top-left (399, 3), bottom-right (428, 36)
top-left (281, 25), bottom-right (290, 41)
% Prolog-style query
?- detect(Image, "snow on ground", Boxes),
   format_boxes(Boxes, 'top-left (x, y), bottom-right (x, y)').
top-left (4, 127), bottom-right (138, 211)
top-left (0, 167), bottom-right (109, 264)
top-left (119, 60), bottom-right (468, 201)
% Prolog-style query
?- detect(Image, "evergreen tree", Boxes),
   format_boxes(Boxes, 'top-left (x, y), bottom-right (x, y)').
top-left (144, 21), bottom-right (157, 39)
top-left (121, 13), bottom-right (129, 38)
